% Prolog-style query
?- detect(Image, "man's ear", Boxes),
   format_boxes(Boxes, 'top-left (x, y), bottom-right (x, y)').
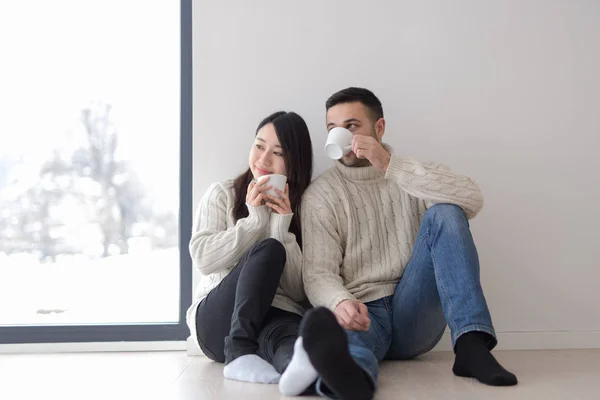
top-left (375, 118), bottom-right (386, 141)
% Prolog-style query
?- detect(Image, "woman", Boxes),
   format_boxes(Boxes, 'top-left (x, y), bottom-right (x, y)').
top-left (186, 111), bottom-right (314, 383)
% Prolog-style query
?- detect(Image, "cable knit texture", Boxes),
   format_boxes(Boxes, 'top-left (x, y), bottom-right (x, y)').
top-left (186, 180), bottom-right (306, 350)
top-left (301, 146), bottom-right (483, 311)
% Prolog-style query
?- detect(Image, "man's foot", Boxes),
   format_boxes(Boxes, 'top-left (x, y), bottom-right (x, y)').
top-left (223, 354), bottom-right (281, 384)
top-left (279, 337), bottom-right (319, 396)
top-left (301, 307), bottom-right (374, 400)
top-left (453, 332), bottom-right (518, 386)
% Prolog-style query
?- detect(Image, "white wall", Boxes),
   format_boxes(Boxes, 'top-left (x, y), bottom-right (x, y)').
top-left (192, 0), bottom-right (600, 347)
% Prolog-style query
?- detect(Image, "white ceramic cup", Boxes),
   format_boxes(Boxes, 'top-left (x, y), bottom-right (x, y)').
top-left (258, 174), bottom-right (287, 198)
top-left (325, 127), bottom-right (353, 160)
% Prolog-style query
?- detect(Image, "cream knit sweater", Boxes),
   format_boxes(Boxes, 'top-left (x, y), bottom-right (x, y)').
top-left (186, 180), bottom-right (306, 349)
top-left (301, 151), bottom-right (484, 311)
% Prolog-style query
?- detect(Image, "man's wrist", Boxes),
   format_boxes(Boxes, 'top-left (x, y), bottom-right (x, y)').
top-left (331, 295), bottom-right (356, 311)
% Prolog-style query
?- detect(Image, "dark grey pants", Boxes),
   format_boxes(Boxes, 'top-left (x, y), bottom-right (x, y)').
top-left (195, 238), bottom-right (302, 373)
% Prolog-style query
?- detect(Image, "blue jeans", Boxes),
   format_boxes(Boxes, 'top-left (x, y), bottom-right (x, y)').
top-left (316, 204), bottom-right (497, 397)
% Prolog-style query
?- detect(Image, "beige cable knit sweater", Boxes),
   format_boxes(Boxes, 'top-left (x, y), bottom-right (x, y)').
top-left (186, 180), bottom-right (306, 349)
top-left (301, 151), bottom-right (484, 311)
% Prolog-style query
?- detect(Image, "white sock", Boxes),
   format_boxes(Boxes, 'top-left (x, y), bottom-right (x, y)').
top-left (279, 337), bottom-right (319, 396)
top-left (223, 354), bottom-right (281, 384)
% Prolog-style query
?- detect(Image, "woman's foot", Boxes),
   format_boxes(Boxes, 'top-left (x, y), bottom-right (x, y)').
top-left (279, 337), bottom-right (319, 396)
top-left (223, 354), bottom-right (281, 384)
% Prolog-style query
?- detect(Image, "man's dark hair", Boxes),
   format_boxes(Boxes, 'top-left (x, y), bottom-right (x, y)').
top-left (325, 87), bottom-right (384, 122)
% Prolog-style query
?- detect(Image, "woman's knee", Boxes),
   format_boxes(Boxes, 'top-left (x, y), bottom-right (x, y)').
top-left (253, 238), bottom-right (286, 263)
top-left (238, 239), bottom-right (287, 278)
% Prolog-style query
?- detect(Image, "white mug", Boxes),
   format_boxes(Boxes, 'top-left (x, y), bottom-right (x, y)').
top-left (325, 127), bottom-right (353, 160)
top-left (258, 174), bottom-right (287, 198)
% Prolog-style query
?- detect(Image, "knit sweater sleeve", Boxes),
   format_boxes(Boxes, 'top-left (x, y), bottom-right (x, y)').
top-left (189, 183), bottom-right (270, 275)
top-left (301, 190), bottom-right (356, 311)
top-left (268, 213), bottom-right (305, 303)
top-left (385, 156), bottom-right (484, 219)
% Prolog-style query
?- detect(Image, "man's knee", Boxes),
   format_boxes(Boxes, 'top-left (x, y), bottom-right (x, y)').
top-left (424, 203), bottom-right (467, 226)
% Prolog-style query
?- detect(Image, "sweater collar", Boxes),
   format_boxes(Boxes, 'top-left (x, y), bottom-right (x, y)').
top-left (333, 143), bottom-right (392, 182)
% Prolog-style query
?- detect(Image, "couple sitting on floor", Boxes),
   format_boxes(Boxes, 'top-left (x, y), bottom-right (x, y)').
top-left (187, 87), bottom-right (517, 400)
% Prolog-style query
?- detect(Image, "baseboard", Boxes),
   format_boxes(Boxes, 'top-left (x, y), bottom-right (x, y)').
top-left (186, 335), bottom-right (204, 356)
top-left (186, 331), bottom-right (600, 356)
top-left (431, 330), bottom-right (600, 352)
top-left (0, 341), bottom-right (187, 354)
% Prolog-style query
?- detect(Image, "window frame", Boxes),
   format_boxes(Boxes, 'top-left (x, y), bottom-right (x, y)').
top-left (0, 0), bottom-right (193, 344)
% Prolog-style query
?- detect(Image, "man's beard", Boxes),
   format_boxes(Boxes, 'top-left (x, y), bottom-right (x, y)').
top-left (339, 154), bottom-right (371, 168)
top-left (339, 129), bottom-right (378, 168)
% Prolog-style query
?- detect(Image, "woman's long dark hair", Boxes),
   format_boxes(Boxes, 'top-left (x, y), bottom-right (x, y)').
top-left (232, 111), bottom-right (313, 246)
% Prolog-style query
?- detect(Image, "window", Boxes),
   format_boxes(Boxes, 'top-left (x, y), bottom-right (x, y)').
top-left (0, 0), bottom-right (192, 343)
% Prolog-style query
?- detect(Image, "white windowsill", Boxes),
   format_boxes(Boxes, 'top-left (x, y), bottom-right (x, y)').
top-left (0, 340), bottom-right (186, 354)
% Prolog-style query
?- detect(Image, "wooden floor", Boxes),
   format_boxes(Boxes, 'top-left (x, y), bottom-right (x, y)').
top-left (0, 350), bottom-right (598, 400)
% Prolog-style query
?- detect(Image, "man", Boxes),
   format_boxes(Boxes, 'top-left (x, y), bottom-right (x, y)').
top-left (281, 87), bottom-right (517, 400)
